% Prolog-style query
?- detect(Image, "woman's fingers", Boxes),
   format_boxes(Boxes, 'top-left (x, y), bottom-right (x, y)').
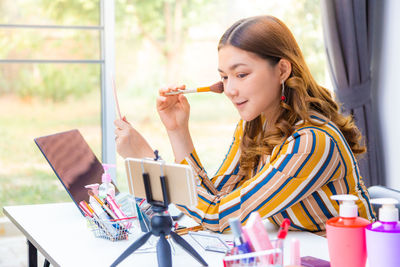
top-left (178, 94), bottom-right (190, 112)
top-left (156, 95), bottom-right (177, 111)
top-left (159, 84), bottom-right (186, 96)
top-left (114, 118), bottom-right (131, 129)
top-left (156, 96), bottom-right (167, 110)
top-left (159, 86), bottom-right (169, 95)
top-left (114, 127), bottom-right (124, 136)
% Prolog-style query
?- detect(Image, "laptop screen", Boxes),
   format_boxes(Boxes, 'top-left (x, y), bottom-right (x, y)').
top-left (34, 129), bottom-right (118, 215)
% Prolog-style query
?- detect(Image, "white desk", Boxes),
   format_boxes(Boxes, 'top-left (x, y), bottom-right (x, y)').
top-left (3, 203), bottom-right (329, 267)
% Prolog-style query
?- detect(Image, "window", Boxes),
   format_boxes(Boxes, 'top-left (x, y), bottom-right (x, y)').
top-left (0, 0), bottom-right (115, 215)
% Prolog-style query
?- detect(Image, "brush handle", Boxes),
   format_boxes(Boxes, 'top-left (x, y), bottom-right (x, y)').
top-left (111, 76), bottom-right (122, 119)
top-left (164, 89), bottom-right (198, 95)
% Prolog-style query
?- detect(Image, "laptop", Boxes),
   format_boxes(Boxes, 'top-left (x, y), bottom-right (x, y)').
top-left (34, 129), bottom-right (119, 216)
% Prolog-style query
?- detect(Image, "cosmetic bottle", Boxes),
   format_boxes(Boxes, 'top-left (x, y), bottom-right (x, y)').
top-left (326, 194), bottom-right (370, 267)
top-left (366, 198), bottom-right (400, 267)
top-left (286, 238), bottom-right (301, 267)
top-left (99, 163), bottom-right (116, 199)
top-left (228, 218), bottom-right (252, 255)
top-left (242, 212), bottom-right (273, 265)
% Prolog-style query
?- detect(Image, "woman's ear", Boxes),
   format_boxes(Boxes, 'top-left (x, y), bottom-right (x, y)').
top-left (278, 59), bottom-right (292, 82)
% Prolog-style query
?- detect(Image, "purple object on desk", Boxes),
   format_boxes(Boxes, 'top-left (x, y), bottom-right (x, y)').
top-left (301, 256), bottom-right (330, 267)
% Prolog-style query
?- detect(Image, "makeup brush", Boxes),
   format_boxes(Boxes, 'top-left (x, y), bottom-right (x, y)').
top-left (164, 81), bottom-right (224, 95)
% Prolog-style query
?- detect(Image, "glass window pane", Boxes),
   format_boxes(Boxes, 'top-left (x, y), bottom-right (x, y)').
top-left (0, 0), bottom-right (100, 25)
top-left (0, 28), bottom-right (100, 60)
top-left (0, 63), bottom-right (102, 211)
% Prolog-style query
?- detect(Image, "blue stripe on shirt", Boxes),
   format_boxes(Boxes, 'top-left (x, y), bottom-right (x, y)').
top-left (327, 180), bottom-right (338, 196)
top-left (241, 168), bottom-right (279, 203)
top-left (292, 132), bottom-right (301, 153)
top-left (282, 211), bottom-right (313, 231)
top-left (293, 130), bottom-right (316, 177)
top-left (199, 180), bottom-right (214, 195)
top-left (216, 163), bottom-right (240, 191)
top-left (312, 192), bottom-right (334, 219)
top-left (198, 194), bottom-right (216, 206)
top-left (238, 131), bottom-right (321, 219)
top-left (277, 132), bottom-right (301, 172)
top-left (324, 161), bottom-right (342, 187)
top-left (190, 153), bottom-right (203, 170)
top-left (241, 132), bottom-right (303, 202)
top-left (179, 204), bottom-right (220, 225)
top-left (242, 173), bottom-right (294, 220)
top-left (300, 201), bottom-right (322, 231)
top-left (178, 204), bottom-right (202, 221)
top-left (297, 126), bottom-right (350, 193)
top-left (267, 136), bottom-right (335, 216)
top-left (219, 201), bottom-right (241, 219)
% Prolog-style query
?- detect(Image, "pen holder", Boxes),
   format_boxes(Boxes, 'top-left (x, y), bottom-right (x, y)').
top-left (222, 239), bottom-right (284, 267)
top-left (86, 216), bottom-right (138, 242)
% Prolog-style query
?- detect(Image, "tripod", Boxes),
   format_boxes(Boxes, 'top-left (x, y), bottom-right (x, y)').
top-left (111, 163), bottom-right (208, 267)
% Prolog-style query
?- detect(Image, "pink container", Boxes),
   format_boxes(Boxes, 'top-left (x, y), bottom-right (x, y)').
top-left (326, 194), bottom-right (370, 267)
top-left (326, 217), bottom-right (369, 267)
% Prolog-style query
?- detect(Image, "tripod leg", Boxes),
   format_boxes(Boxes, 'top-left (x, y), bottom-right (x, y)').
top-left (157, 233), bottom-right (172, 267)
top-left (170, 231), bottom-right (208, 266)
top-left (110, 232), bottom-right (152, 267)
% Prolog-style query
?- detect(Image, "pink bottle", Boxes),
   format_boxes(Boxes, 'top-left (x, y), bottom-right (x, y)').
top-left (326, 194), bottom-right (370, 267)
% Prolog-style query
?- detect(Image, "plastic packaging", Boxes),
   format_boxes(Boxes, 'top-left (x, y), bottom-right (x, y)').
top-left (242, 212), bottom-right (273, 265)
top-left (99, 163), bottom-right (116, 199)
top-left (366, 198), bottom-right (400, 267)
top-left (229, 218), bottom-right (252, 254)
top-left (228, 218), bottom-right (253, 265)
top-left (326, 194), bottom-right (370, 267)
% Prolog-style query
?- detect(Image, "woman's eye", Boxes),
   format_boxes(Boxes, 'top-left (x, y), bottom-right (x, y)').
top-left (237, 73), bottom-right (248, 78)
top-left (220, 76), bottom-right (228, 81)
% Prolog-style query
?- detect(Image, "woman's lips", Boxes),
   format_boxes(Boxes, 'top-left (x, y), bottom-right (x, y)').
top-left (235, 100), bottom-right (248, 108)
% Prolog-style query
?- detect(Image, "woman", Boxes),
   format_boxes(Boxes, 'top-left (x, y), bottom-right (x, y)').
top-left (115, 15), bottom-right (375, 234)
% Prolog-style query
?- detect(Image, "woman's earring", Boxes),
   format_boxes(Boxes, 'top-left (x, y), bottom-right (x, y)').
top-left (281, 81), bottom-right (286, 102)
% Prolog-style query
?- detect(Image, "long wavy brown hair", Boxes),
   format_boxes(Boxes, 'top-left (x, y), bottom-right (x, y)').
top-left (218, 15), bottom-right (366, 176)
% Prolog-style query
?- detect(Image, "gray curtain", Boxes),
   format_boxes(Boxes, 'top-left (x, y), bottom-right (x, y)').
top-left (321, 0), bottom-right (382, 187)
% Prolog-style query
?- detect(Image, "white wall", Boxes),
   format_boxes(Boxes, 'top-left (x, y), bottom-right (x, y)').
top-left (372, 0), bottom-right (400, 190)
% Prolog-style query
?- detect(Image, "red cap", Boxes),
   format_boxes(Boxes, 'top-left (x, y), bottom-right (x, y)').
top-left (277, 218), bottom-right (291, 239)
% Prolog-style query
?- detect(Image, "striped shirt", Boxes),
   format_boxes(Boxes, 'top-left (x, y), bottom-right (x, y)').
top-left (179, 113), bottom-right (376, 234)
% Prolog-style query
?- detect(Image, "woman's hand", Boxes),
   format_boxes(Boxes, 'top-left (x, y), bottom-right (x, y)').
top-left (157, 85), bottom-right (190, 132)
top-left (157, 85), bottom-right (195, 162)
top-left (114, 118), bottom-right (154, 159)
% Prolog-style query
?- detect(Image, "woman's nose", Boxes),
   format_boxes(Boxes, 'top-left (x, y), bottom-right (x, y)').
top-left (223, 80), bottom-right (238, 97)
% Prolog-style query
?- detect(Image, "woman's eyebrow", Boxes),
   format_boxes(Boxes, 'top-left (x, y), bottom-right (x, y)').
top-left (218, 63), bottom-right (248, 73)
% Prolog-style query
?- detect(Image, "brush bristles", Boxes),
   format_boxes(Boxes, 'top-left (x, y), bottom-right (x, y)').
top-left (209, 81), bottom-right (224, 93)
